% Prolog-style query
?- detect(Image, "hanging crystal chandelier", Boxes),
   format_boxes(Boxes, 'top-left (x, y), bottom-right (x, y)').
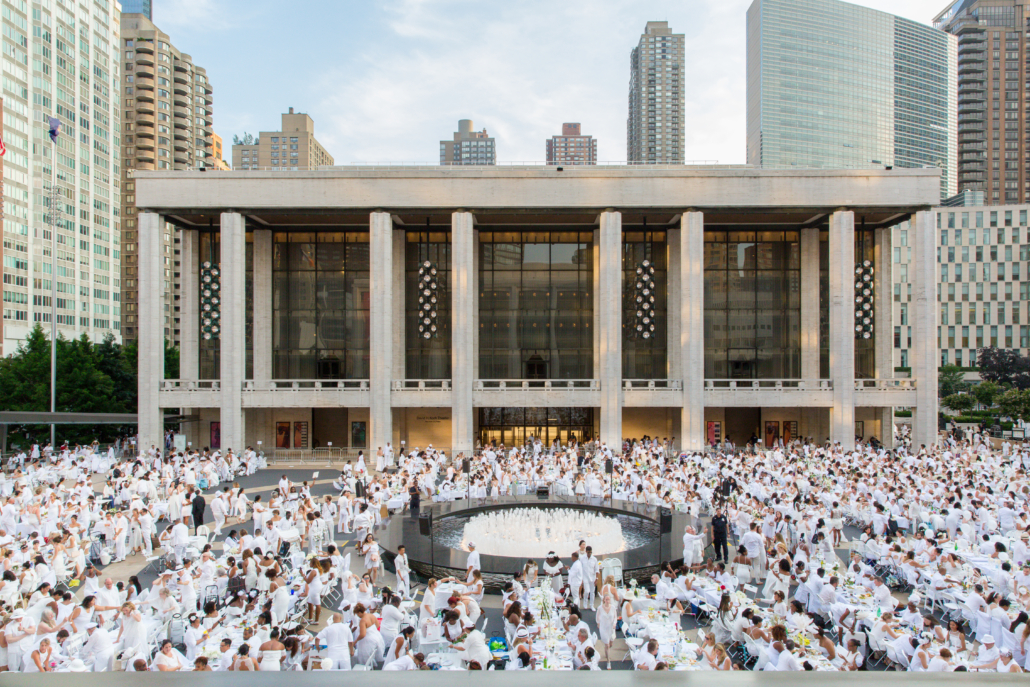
top-left (854, 260), bottom-right (874, 340)
top-left (633, 259), bottom-right (657, 340)
top-left (200, 261), bottom-right (221, 341)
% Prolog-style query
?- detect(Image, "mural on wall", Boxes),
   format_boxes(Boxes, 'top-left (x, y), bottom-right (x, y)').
top-left (706, 421), bottom-right (721, 446)
top-left (293, 422), bottom-right (308, 449)
top-left (764, 421), bottom-right (779, 448)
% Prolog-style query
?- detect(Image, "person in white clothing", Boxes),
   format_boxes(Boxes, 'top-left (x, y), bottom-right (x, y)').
top-left (315, 613), bottom-right (355, 670)
top-left (382, 652), bottom-right (425, 670)
top-left (465, 541), bottom-right (481, 583)
top-left (394, 545), bottom-right (411, 599)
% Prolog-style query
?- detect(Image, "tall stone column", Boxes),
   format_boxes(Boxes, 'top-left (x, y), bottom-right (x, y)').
top-left (138, 212), bottom-right (165, 450)
top-left (179, 228), bottom-right (199, 446)
top-left (680, 212), bottom-right (704, 451)
top-left (829, 210), bottom-right (855, 449)
top-left (666, 227), bottom-right (681, 381)
top-left (180, 229), bottom-right (199, 381)
top-left (253, 229), bottom-right (272, 381)
top-left (219, 212), bottom-right (246, 452)
top-left (874, 225), bottom-right (894, 447)
top-left (800, 226), bottom-right (820, 381)
top-left (452, 211), bottom-right (475, 455)
top-left (911, 210), bottom-right (939, 449)
top-left (370, 212), bottom-right (394, 452)
top-left (598, 210), bottom-right (623, 448)
top-left (392, 228), bottom-right (405, 381)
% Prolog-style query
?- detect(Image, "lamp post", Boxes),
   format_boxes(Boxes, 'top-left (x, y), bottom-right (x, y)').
top-left (47, 116), bottom-right (61, 449)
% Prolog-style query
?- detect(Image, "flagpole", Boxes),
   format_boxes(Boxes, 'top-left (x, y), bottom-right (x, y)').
top-left (49, 116), bottom-right (59, 449)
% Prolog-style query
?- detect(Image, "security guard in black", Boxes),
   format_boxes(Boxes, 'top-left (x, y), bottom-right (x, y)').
top-left (709, 507), bottom-right (729, 563)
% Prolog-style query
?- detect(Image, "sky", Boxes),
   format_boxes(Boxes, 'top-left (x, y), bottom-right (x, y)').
top-left (154, 0), bottom-right (947, 165)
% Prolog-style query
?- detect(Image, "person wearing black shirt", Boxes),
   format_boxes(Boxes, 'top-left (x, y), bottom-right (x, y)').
top-left (709, 506), bottom-right (729, 563)
top-left (408, 481), bottom-right (421, 516)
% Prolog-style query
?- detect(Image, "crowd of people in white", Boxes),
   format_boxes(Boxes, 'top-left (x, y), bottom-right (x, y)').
top-left (0, 424), bottom-right (1027, 673)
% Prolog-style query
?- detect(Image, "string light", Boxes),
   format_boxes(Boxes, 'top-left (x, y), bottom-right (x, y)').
top-left (854, 260), bottom-right (874, 340)
top-left (200, 261), bottom-right (221, 341)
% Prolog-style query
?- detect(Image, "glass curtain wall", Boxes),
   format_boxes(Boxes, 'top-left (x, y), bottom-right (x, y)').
top-left (272, 231), bottom-right (370, 379)
top-left (479, 230), bottom-right (593, 379)
top-left (704, 230), bottom-right (801, 378)
top-left (622, 229), bottom-right (668, 378)
top-left (405, 230), bottom-right (451, 379)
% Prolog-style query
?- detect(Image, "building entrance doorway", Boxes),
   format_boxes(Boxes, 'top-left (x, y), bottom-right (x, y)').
top-left (478, 407), bottom-right (594, 449)
top-left (723, 407), bottom-right (761, 446)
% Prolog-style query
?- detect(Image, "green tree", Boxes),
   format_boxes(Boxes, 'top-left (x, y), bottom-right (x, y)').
top-left (997, 388), bottom-right (1030, 422)
top-left (939, 365), bottom-right (968, 398)
top-left (973, 381), bottom-right (1002, 409)
top-left (943, 393), bottom-right (975, 414)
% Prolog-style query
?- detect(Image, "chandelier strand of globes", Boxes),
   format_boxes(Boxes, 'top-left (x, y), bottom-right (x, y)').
top-left (200, 261), bottom-right (222, 341)
top-left (854, 260), bottom-right (874, 340)
top-left (417, 259), bottom-right (440, 339)
top-left (633, 259), bottom-right (657, 339)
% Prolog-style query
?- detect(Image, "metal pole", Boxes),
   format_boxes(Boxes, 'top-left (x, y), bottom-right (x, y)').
top-left (49, 143), bottom-right (59, 449)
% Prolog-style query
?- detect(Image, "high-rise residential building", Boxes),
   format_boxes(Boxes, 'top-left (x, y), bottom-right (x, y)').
top-left (121, 0), bottom-right (152, 20)
top-left (120, 13), bottom-right (215, 342)
top-left (231, 108), bottom-right (334, 170)
top-left (0, 0), bottom-right (123, 353)
top-left (627, 22), bottom-right (685, 164)
top-left (893, 203), bottom-right (1030, 368)
top-left (747, 0), bottom-right (958, 200)
top-left (211, 132), bottom-right (230, 170)
top-left (546, 123), bottom-right (597, 165)
top-left (440, 119), bottom-right (496, 165)
top-left (935, 1), bottom-right (1030, 205)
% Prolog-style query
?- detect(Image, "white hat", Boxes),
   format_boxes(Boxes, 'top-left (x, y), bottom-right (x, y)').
top-left (67, 658), bottom-right (88, 672)
top-left (983, 634), bottom-right (996, 644)
top-left (467, 541), bottom-right (475, 549)
top-left (908, 594), bottom-right (921, 604)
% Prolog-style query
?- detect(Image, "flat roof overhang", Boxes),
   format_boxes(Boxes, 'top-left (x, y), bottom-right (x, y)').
top-left (134, 166), bottom-right (940, 231)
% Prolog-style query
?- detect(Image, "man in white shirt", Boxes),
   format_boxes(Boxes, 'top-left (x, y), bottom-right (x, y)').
top-left (81, 623), bottom-right (115, 672)
top-left (466, 541), bottom-right (481, 583)
top-left (395, 544), bottom-right (411, 599)
top-left (634, 639), bottom-right (659, 670)
top-left (872, 577), bottom-right (895, 610)
top-left (210, 492), bottom-right (227, 535)
top-left (170, 517), bottom-right (189, 565)
top-left (566, 552), bottom-right (584, 607)
top-left (216, 638), bottom-right (234, 671)
top-left (775, 640), bottom-right (802, 671)
top-left (581, 547), bottom-right (599, 610)
top-left (316, 613), bottom-right (355, 670)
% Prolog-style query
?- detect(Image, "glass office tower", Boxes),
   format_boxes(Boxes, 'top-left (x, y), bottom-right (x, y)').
top-left (746, 0), bottom-right (958, 200)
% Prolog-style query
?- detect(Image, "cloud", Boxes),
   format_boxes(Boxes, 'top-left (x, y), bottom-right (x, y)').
top-left (201, 0), bottom-right (950, 165)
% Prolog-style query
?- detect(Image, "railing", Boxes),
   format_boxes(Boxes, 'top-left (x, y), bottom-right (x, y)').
top-left (623, 379), bottom-right (683, 390)
top-left (475, 379), bottom-right (599, 390)
top-left (242, 379), bottom-right (369, 391)
top-left (854, 379), bottom-right (917, 390)
top-left (391, 379), bottom-right (451, 390)
top-left (160, 380), bottom-right (221, 391)
top-left (704, 379), bottom-right (832, 390)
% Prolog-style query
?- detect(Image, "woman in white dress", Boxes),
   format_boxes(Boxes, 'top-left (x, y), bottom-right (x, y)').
top-left (269, 573), bottom-right (291, 626)
top-left (595, 593), bottom-right (619, 666)
top-left (356, 452), bottom-right (366, 475)
top-left (257, 628), bottom-right (286, 671)
top-left (353, 603), bottom-right (384, 667)
top-left (420, 578), bottom-right (438, 626)
top-left (303, 560), bottom-right (326, 624)
top-left (375, 448), bottom-right (386, 473)
top-left (362, 534), bottom-right (381, 585)
top-left (543, 553), bottom-right (564, 593)
top-left (115, 602), bottom-right (146, 657)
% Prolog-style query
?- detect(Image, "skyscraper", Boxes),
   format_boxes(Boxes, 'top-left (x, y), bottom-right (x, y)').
top-left (0, 0), bottom-right (123, 353)
top-left (546, 123), bottom-right (597, 165)
top-left (440, 119), bottom-right (496, 165)
top-left (120, 13), bottom-right (215, 342)
top-left (747, 0), bottom-right (958, 200)
top-left (935, 0), bottom-right (1029, 205)
top-left (627, 22), bottom-right (685, 164)
top-left (121, 0), bottom-right (152, 20)
top-left (230, 108), bottom-right (334, 170)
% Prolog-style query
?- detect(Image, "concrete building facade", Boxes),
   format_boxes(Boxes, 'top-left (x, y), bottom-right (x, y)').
top-left (120, 13), bottom-right (214, 343)
top-left (1, 0), bottom-right (123, 353)
top-left (440, 120), bottom-right (496, 166)
top-left (627, 22), bottom-right (685, 164)
top-left (935, 0), bottom-right (1030, 205)
top-left (546, 123), bottom-right (597, 165)
top-left (748, 0), bottom-right (958, 201)
top-left (231, 108), bottom-right (334, 171)
top-left (893, 202), bottom-right (1030, 369)
top-left (133, 166), bottom-right (940, 457)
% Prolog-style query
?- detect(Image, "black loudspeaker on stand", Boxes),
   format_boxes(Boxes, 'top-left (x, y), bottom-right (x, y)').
top-left (462, 458), bottom-right (471, 474)
top-left (659, 507), bottom-right (673, 534)
top-left (604, 459), bottom-right (613, 475)
top-left (418, 511), bottom-right (433, 536)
